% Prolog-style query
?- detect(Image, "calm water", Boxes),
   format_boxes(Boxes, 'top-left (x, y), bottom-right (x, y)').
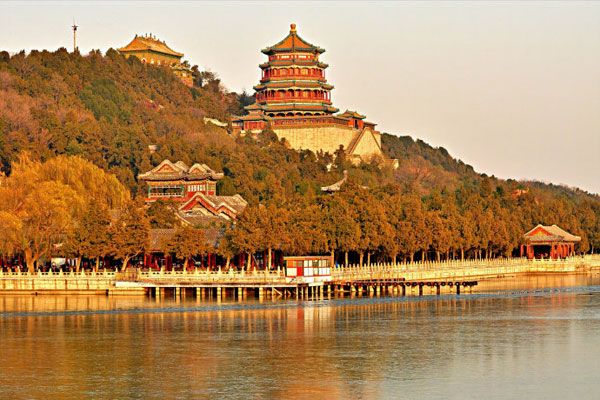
top-left (1, 274), bottom-right (600, 399)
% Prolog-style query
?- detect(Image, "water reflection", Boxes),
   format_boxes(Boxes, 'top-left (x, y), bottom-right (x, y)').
top-left (0, 274), bottom-right (599, 399)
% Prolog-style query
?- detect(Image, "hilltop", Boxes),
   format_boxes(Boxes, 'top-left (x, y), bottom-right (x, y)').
top-left (0, 48), bottom-right (481, 195)
top-left (0, 49), bottom-right (598, 257)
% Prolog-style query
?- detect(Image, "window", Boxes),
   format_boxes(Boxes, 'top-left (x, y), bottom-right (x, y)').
top-left (149, 185), bottom-right (183, 197)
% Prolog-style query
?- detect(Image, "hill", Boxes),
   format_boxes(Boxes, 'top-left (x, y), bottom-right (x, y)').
top-left (0, 49), bottom-right (598, 259)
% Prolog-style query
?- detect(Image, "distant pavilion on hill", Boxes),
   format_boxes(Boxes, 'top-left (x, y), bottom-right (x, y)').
top-left (118, 34), bottom-right (193, 86)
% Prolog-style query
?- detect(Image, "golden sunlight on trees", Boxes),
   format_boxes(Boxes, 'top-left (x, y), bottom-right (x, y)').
top-left (110, 201), bottom-right (150, 271)
top-left (161, 226), bottom-right (209, 270)
top-left (0, 154), bottom-right (129, 272)
top-left (63, 200), bottom-right (113, 271)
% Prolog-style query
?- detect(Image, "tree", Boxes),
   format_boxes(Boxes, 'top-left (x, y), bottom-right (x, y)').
top-left (258, 204), bottom-right (289, 269)
top-left (110, 201), bottom-right (150, 271)
top-left (341, 181), bottom-right (393, 265)
top-left (63, 200), bottom-right (112, 271)
top-left (216, 232), bottom-right (236, 269)
top-left (0, 181), bottom-right (82, 272)
top-left (161, 225), bottom-right (208, 270)
top-left (321, 195), bottom-right (360, 265)
top-left (146, 198), bottom-right (181, 228)
top-left (0, 153), bottom-right (129, 271)
top-left (397, 195), bottom-right (426, 262)
top-left (284, 204), bottom-right (328, 257)
top-left (226, 206), bottom-right (262, 270)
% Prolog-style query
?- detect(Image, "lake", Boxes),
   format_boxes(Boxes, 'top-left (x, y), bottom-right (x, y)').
top-left (1, 274), bottom-right (599, 399)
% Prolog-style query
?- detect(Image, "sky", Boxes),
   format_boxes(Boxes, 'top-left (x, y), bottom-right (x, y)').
top-left (2, 1), bottom-right (599, 194)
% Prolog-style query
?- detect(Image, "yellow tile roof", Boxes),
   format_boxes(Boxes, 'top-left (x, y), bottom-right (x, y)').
top-left (118, 35), bottom-right (184, 58)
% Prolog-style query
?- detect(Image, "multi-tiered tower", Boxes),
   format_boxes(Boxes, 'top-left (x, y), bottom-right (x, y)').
top-left (253, 23), bottom-right (338, 118)
top-left (233, 24), bottom-right (395, 166)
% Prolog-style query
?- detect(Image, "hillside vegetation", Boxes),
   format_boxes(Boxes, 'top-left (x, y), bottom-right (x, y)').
top-left (0, 49), bottom-right (598, 263)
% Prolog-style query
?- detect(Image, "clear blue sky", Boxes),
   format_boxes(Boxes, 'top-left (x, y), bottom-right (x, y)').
top-left (2, 1), bottom-right (599, 194)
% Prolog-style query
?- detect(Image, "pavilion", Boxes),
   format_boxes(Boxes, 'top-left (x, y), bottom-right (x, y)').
top-left (521, 224), bottom-right (581, 259)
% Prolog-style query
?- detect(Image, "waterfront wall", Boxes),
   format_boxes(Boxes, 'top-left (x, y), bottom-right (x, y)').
top-left (0, 270), bottom-right (140, 294)
top-left (331, 256), bottom-right (599, 282)
top-left (0, 256), bottom-right (598, 295)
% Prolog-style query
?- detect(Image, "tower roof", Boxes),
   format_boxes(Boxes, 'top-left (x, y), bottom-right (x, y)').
top-left (338, 110), bottom-right (366, 120)
top-left (118, 34), bottom-right (184, 58)
top-left (262, 24), bottom-right (325, 55)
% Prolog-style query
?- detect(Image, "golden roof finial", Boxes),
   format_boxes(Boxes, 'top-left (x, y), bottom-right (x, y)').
top-left (290, 23), bottom-right (296, 33)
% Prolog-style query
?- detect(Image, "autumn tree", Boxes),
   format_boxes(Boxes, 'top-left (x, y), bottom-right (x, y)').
top-left (320, 194), bottom-right (360, 265)
top-left (146, 199), bottom-right (181, 229)
top-left (110, 201), bottom-right (150, 271)
top-left (341, 181), bottom-right (394, 265)
top-left (226, 205), bottom-right (263, 270)
top-left (161, 225), bottom-right (208, 270)
top-left (0, 154), bottom-right (127, 272)
top-left (0, 181), bottom-right (82, 272)
top-left (63, 200), bottom-right (112, 271)
top-left (259, 204), bottom-right (289, 269)
top-left (397, 195), bottom-right (427, 262)
top-left (284, 204), bottom-right (328, 257)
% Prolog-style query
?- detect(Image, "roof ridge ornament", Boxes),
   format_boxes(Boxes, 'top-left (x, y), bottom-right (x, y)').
top-left (290, 23), bottom-right (297, 33)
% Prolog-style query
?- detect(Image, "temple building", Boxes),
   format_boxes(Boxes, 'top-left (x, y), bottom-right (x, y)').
top-left (138, 159), bottom-right (248, 270)
top-left (232, 24), bottom-right (395, 166)
top-left (118, 34), bottom-right (193, 86)
top-left (138, 159), bottom-right (247, 226)
top-left (521, 224), bottom-right (581, 259)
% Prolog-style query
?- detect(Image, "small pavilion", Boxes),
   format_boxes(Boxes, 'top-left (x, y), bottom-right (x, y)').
top-left (521, 224), bottom-right (581, 259)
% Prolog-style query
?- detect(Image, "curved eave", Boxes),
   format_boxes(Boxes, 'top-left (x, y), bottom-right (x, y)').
top-left (261, 104), bottom-right (338, 112)
top-left (118, 46), bottom-right (183, 59)
top-left (234, 114), bottom-right (271, 121)
top-left (262, 47), bottom-right (325, 55)
top-left (254, 82), bottom-right (334, 90)
top-left (260, 60), bottom-right (328, 69)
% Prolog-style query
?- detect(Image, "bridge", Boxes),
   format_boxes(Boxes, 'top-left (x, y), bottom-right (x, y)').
top-left (0, 255), bottom-right (598, 298)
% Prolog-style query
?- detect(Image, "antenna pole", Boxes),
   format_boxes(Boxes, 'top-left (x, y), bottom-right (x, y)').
top-left (72, 21), bottom-right (78, 52)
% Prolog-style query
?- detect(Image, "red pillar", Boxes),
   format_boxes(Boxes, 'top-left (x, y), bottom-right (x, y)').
top-left (520, 245), bottom-right (524, 258)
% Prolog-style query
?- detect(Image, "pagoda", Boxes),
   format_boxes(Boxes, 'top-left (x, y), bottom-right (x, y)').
top-left (255, 23), bottom-right (337, 118)
top-left (233, 24), bottom-right (395, 166)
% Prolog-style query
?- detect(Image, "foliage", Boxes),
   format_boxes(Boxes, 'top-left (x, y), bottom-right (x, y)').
top-left (110, 201), bottom-right (150, 270)
top-left (63, 200), bottom-right (113, 270)
top-left (0, 154), bottom-right (127, 271)
top-left (161, 225), bottom-right (208, 269)
top-left (0, 49), bottom-right (598, 267)
top-left (146, 199), bottom-right (181, 228)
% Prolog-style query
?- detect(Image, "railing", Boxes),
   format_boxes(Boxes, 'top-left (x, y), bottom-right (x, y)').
top-left (130, 267), bottom-right (287, 285)
top-left (330, 255), bottom-right (598, 281)
top-left (0, 269), bottom-right (117, 278)
top-left (1, 255), bottom-right (598, 281)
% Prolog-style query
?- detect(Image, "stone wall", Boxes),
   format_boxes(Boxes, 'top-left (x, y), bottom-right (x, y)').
top-left (274, 125), bottom-right (384, 160)
top-left (351, 129), bottom-right (383, 159)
